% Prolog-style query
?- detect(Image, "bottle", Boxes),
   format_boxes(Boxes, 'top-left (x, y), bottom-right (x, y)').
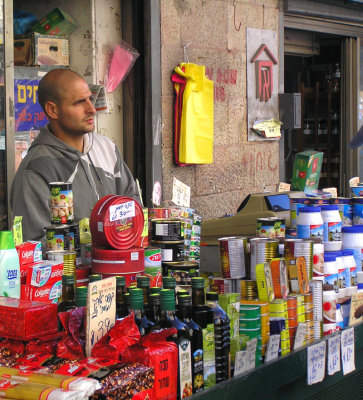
top-left (137, 275), bottom-right (151, 305)
top-left (116, 276), bottom-right (127, 319)
top-left (191, 277), bottom-right (215, 388)
top-left (206, 292), bottom-right (230, 383)
top-left (152, 289), bottom-right (193, 399)
top-left (89, 274), bottom-right (102, 282)
top-left (146, 293), bottom-right (161, 324)
top-left (75, 286), bottom-right (88, 307)
top-left (0, 231), bottom-right (20, 299)
top-left (296, 206), bottom-right (324, 241)
top-left (150, 286), bottom-right (162, 295)
top-left (58, 275), bottom-right (75, 312)
top-left (163, 276), bottom-right (176, 292)
top-left (129, 288), bottom-right (154, 336)
top-left (178, 294), bottom-right (204, 393)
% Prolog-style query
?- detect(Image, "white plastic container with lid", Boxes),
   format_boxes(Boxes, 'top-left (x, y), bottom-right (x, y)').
top-left (312, 242), bottom-right (324, 280)
top-left (324, 254), bottom-right (338, 293)
top-left (326, 251), bottom-right (346, 299)
top-left (321, 205), bottom-right (342, 251)
top-left (342, 249), bottom-right (356, 288)
top-left (296, 206), bottom-right (324, 241)
top-left (342, 225), bottom-right (363, 272)
top-left (323, 290), bottom-right (336, 324)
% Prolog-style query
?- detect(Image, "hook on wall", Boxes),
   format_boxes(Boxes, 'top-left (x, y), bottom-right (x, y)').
top-left (233, 0), bottom-right (241, 32)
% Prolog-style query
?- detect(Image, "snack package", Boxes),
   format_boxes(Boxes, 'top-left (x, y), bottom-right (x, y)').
top-left (91, 313), bottom-right (141, 360)
top-left (0, 344), bottom-right (24, 368)
top-left (26, 332), bottom-right (66, 355)
top-left (122, 329), bottom-right (178, 400)
top-left (57, 307), bottom-right (86, 360)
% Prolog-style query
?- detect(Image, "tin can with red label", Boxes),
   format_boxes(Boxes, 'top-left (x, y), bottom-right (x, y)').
top-left (218, 237), bottom-right (247, 279)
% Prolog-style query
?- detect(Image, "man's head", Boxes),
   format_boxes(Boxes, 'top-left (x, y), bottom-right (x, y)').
top-left (38, 69), bottom-right (96, 140)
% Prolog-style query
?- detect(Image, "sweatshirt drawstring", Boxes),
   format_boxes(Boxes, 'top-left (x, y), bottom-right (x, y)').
top-left (87, 153), bottom-right (103, 184)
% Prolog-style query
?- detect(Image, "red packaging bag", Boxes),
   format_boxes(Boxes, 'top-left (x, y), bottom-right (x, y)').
top-left (57, 307), bottom-right (86, 360)
top-left (26, 332), bottom-right (66, 355)
top-left (122, 328), bottom-right (178, 400)
top-left (91, 313), bottom-right (141, 360)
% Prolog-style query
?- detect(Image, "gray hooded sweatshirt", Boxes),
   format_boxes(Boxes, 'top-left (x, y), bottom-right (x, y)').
top-left (10, 125), bottom-right (140, 243)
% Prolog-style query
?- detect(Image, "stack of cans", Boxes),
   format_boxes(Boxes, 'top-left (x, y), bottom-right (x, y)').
top-left (284, 238), bottom-right (314, 280)
top-left (310, 280), bottom-right (323, 340)
top-left (269, 300), bottom-right (290, 352)
top-left (270, 318), bottom-right (289, 356)
top-left (240, 280), bottom-right (258, 300)
top-left (250, 238), bottom-right (279, 280)
top-left (304, 292), bottom-right (314, 343)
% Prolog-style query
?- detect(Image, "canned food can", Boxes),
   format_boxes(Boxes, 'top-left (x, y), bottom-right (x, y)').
top-left (162, 261), bottom-right (199, 285)
top-left (68, 223), bottom-right (81, 265)
top-left (240, 280), bottom-right (258, 300)
top-left (218, 237), bottom-right (247, 279)
top-left (210, 277), bottom-right (234, 294)
top-left (151, 219), bottom-right (183, 242)
top-left (151, 240), bottom-right (184, 262)
top-left (256, 218), bottom-right (276, 238)
top-left (45, 225), bottom-right (70, 251)
top-left (144, 247), bottom-right (162, 268)
top-left (49, 182), bottom-right (74, 225)
top-left (250, 238), bottom-right (279, 280)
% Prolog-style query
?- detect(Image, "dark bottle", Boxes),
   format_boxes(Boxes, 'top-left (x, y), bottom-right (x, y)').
top-left (116, 276), bottom-right (127, 319)
top-left (57, 275), bottom-right (75, 330)
top-left (162, 276), bottom-right (176, 292)
top-left (206, 292), bottom-right (230, 383)
top-left (152, 289), bottom-right (193, 399)
top-left (137, 276), bottom-right (151, 306)
top-left (75, 286), bottom-right (88, 307)
top-left (89, 274), bottom-right (102, 282)
top-left (178, 294), bottom-right (204, 393)
top-left (146, 293), bottom-right (161, 324)
top-left (150, 286), bottom-right (162, 295)
top-left (191, 277), bottom-right (215, 389)
top-left (129, 288), bottom-right (154, 336)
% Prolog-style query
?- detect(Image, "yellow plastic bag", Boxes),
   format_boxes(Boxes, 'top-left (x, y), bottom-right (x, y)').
top-left (175, 63), bottom-right (214, 164)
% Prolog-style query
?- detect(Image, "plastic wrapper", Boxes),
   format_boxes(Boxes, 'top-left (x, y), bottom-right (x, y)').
top-left (57, 307), bottom-right (86, 360)
top-left (0, 377), bottom-right (82, 400)
top-left (91, 313), bottom-right (141, 360)
top-left (105, 41), bottom-right (139, 93)
top-left (14, 9), bottom-right (37, 35)
top-left (90, 362), bottom-right (154, 400)
top-left (26, 332), bottom-right (66, 355)
top-left (0, 365), bottom-right (100, 397)
top-left (0, 340), bottom-right (25, 358)
top-left (0, 297), bottom-right (58, 341)
top-left (122, 329), bottom-right (178, 400)
top-left (0, 346), bottom-right (23, 368)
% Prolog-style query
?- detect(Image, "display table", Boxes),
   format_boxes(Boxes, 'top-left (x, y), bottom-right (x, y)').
top-left (192, 322), bottom-right (363, 400)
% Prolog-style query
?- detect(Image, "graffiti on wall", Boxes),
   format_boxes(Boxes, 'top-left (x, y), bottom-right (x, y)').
top-left (206, 67), bottom-right (237, 102)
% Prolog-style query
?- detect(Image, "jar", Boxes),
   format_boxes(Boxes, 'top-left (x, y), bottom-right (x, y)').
top-left (325, 251), bottom-right (345, 298)
top-left (296, 206), bottom-right (324, 241)
top-left (290, 198), bottom-right (310, 228)
top-left (342, 226), bottom-right (363, 273)
top-left (342, 249), bottom-right (356, 288)
top-left (324, 254), bottom-right (338, 293)
top-left (352, 198), bottom-right (363, 225)
top-left (321, 205), bottom-right (342, 251)
top-left (332, 198), bottom-right (352, 227)
top-left (312, 242), bottom-right (324, 280)
top-left (323, 290), bottom-right (336, 325)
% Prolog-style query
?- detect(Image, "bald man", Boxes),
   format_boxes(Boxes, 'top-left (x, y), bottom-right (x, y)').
top-left (11, 68), bottom-right (140, 244)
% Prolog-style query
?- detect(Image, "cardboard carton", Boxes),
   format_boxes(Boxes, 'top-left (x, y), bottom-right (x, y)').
top-left (31, 7), bottom-right (77, 36)
top-left (291, 151), bottom-right (324, 192)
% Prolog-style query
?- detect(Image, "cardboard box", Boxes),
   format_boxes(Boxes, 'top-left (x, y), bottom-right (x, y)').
top-left (21, 280), bottom-right (62, 304)
top-left (14, 33), bottom-right (69, 67)
top-left (31, 7), bottom-right (77, 36)
top-left (16, 241), bottom-right (42, 266)
top-left (26, 261), bottom-right (63, 287)
top-left (291, 151), bottom-right (324, 192)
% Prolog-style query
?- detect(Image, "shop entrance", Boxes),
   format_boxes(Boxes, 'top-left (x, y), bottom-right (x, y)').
top-left (284, 29), bottom-right (343, 193)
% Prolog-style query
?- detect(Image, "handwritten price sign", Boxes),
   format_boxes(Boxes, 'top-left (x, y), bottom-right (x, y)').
top-left (86, 277), bottom-right (116, 356)
top-left (328, 334), bottom-right (341, 376)
top-left (265, 334), bottom-right (280, 362)
top-left (172, 177), bottom-right (190, 207)
top-left (109, 201), bottom-right (135, 222)
top-left (307, 341), bottom-right (326, 385)
top-left (341, 328), bottom-right (355, 375)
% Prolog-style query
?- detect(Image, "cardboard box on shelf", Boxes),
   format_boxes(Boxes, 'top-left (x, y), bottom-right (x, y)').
top-left (31, 7), bottom-right (77, 36)
top-left (14, 33), bottom-right (69, 67)
top-left (291, 151), bottom-right (324, 192)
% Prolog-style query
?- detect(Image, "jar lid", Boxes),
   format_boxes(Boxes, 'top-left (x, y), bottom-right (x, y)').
top-left (342, 249), bottom-right (354, 256)
top-left (299, 206), bottom-right (321, 213)
top-left (325, 251), bottom-right (342, 257)
top-left (321, 205), bottom-right (339, 211)
top-left (116, 276), bottom-right (126, 287)
top-left (162, 277), bottom-right (176, 288)
top-left (342, 226), bottom-right (363, 233)
top-left (191, 277), bottom-right (205, 289)
top-left (324, 254), bottom-right (336, 262)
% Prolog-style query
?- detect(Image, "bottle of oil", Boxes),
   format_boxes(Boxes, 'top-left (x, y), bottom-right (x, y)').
top-left (115, 276), bottom-right (127, 319)
top-left (178, 294), bottom-right (204, 393)
top-left (128, 288), bottom-right (154, 336)
top-left (152, 289), bottom-right (193, 399)
top-left (191, 277), bottom-right (215, 388)
top-left (137, 276), bottom-right (151, 308)
top-left (57, 274), bottom-right (75, 330)
top-left (146, 293), bottom-right (161, 324)
top-left (206, 291), bottom-right (230, 383)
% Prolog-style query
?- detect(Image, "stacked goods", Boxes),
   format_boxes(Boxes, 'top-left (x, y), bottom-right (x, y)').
top-left (304, 292), bottom-right (314, 343)
top-left (151, 219), bottom-right (184, 263)
top-left (15, 240), bottom-right (42, 284)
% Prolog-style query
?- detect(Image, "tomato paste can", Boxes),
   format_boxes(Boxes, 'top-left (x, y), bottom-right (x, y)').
top-left (68, 223), bottom-right (81, 265)
top-left (151, 240), bottom-right (184, 262)
top-left (256, 218), bottom-right (276, 238)
top-left (144, 247), bottom-right (162, 278)
top-left (162, 261), bottom-right (199, 285)
top-left (45, 225), bottom-right (70, 252)
top-left (151, 219), bottom-right (183, 242)
top-left (218, 237), bottom-right (247, 279)
top-left (49, 182), bottom-right (74, 225)
top-left (90, 195), bottom-right (144, 249)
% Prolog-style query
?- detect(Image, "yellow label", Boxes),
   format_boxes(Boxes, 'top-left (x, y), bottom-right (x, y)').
top-left (256, 263), bottom-right (275, 303)
top-left (297, 256), bottom-right (309, 294)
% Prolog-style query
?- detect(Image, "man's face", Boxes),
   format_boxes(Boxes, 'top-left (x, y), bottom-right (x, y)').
top-left (55, 78), bottom-right (96, 136)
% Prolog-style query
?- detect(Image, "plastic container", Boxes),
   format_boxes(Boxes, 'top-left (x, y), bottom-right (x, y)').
top-left (321, 205), bottom-right (342, 251)
top-left (290, 198), bottom-right (310, 228)
top-left (296, 207), bottom-right (324, 241)
top-left (322, 290), bottom-right (336, 324)
top-left (342, 248), bottom-right (356, 288)
top-left (323, 254), bottom-right (338, 293)
top-left (342, 225), bottom-right (363, 272)
top-left (0, 231), bottom-right (21, 299)
top-left (352, 198), bottom-right (363, 225)
top-left (312, 242), bottom-right (324, 280)
top-left (332, 197), bottom-right (352, 227)
top-left (325, 251), bottom-right (346, 298)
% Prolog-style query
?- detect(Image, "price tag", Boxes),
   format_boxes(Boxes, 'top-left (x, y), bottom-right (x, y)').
top-left (109, 201), bottom-right (135, 222)
top-left (277, 182), bottom-right (291, 192)
top-left (294, 323), bottom-right (306, 351)
top-left (86, 277), bottom-right (116, 356)
top-left (327, 334), bottom-right (341, 376)
top-left (265, 334), bottom-right (280, 362)
top-left (234, 350), bottom-right (247, 376)
top-left (307, 341), bottom-right (326, 385)
top-left (341, 328), bottom-right (355, 375)
top-left (172, 177), bottom-right (190, 207)
top-left (246, 338), bottom-right (257, 371)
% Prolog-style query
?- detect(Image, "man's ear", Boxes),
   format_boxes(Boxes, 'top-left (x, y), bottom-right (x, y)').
top-left (44, 101), bottom-right (58, 120)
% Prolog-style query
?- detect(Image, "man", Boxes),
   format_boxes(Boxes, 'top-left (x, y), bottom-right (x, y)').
top-left (11, 68), bottom-right (140, 243)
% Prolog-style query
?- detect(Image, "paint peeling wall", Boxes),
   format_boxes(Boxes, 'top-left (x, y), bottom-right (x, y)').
top-left (14, 0), bottom-right (123, 152)
top-left (160, 0), bottom-right (280, 220)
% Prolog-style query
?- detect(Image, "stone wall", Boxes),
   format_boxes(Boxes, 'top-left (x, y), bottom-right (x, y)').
top-left (160, 0), bottom-right (280, 220)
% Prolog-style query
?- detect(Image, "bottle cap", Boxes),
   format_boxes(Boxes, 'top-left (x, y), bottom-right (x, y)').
top-left (62, 274), bottom-right (75, 285)
top-left (137, 276), bottom-right (150, 288)
top-left (89, 274), bottom-right (102, 282)
top-left (160, 289), bottom-right (175, 310)
top-left (178, 294), bottom-right (192, 306)
top-left (299, 206), bottom-right (321, 213)
top-left (150, 287), bottom-right (162, 294)
top-left (149, 293), bottom-right (160, 306)
top-left (206, 291), bottom-right (218, 301)
top-left (324, 254), bottom-right (336, 262)
top-left (116, 276), bottom-right (126, 287)
top-left (75, 286), bottom-right (88, 307)
top-left (163, 276), bottom-right (176, 289)
top-left (0, 231), bottom-right (16, 250)
top-left (191, 277), bottom-right (205, 289)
